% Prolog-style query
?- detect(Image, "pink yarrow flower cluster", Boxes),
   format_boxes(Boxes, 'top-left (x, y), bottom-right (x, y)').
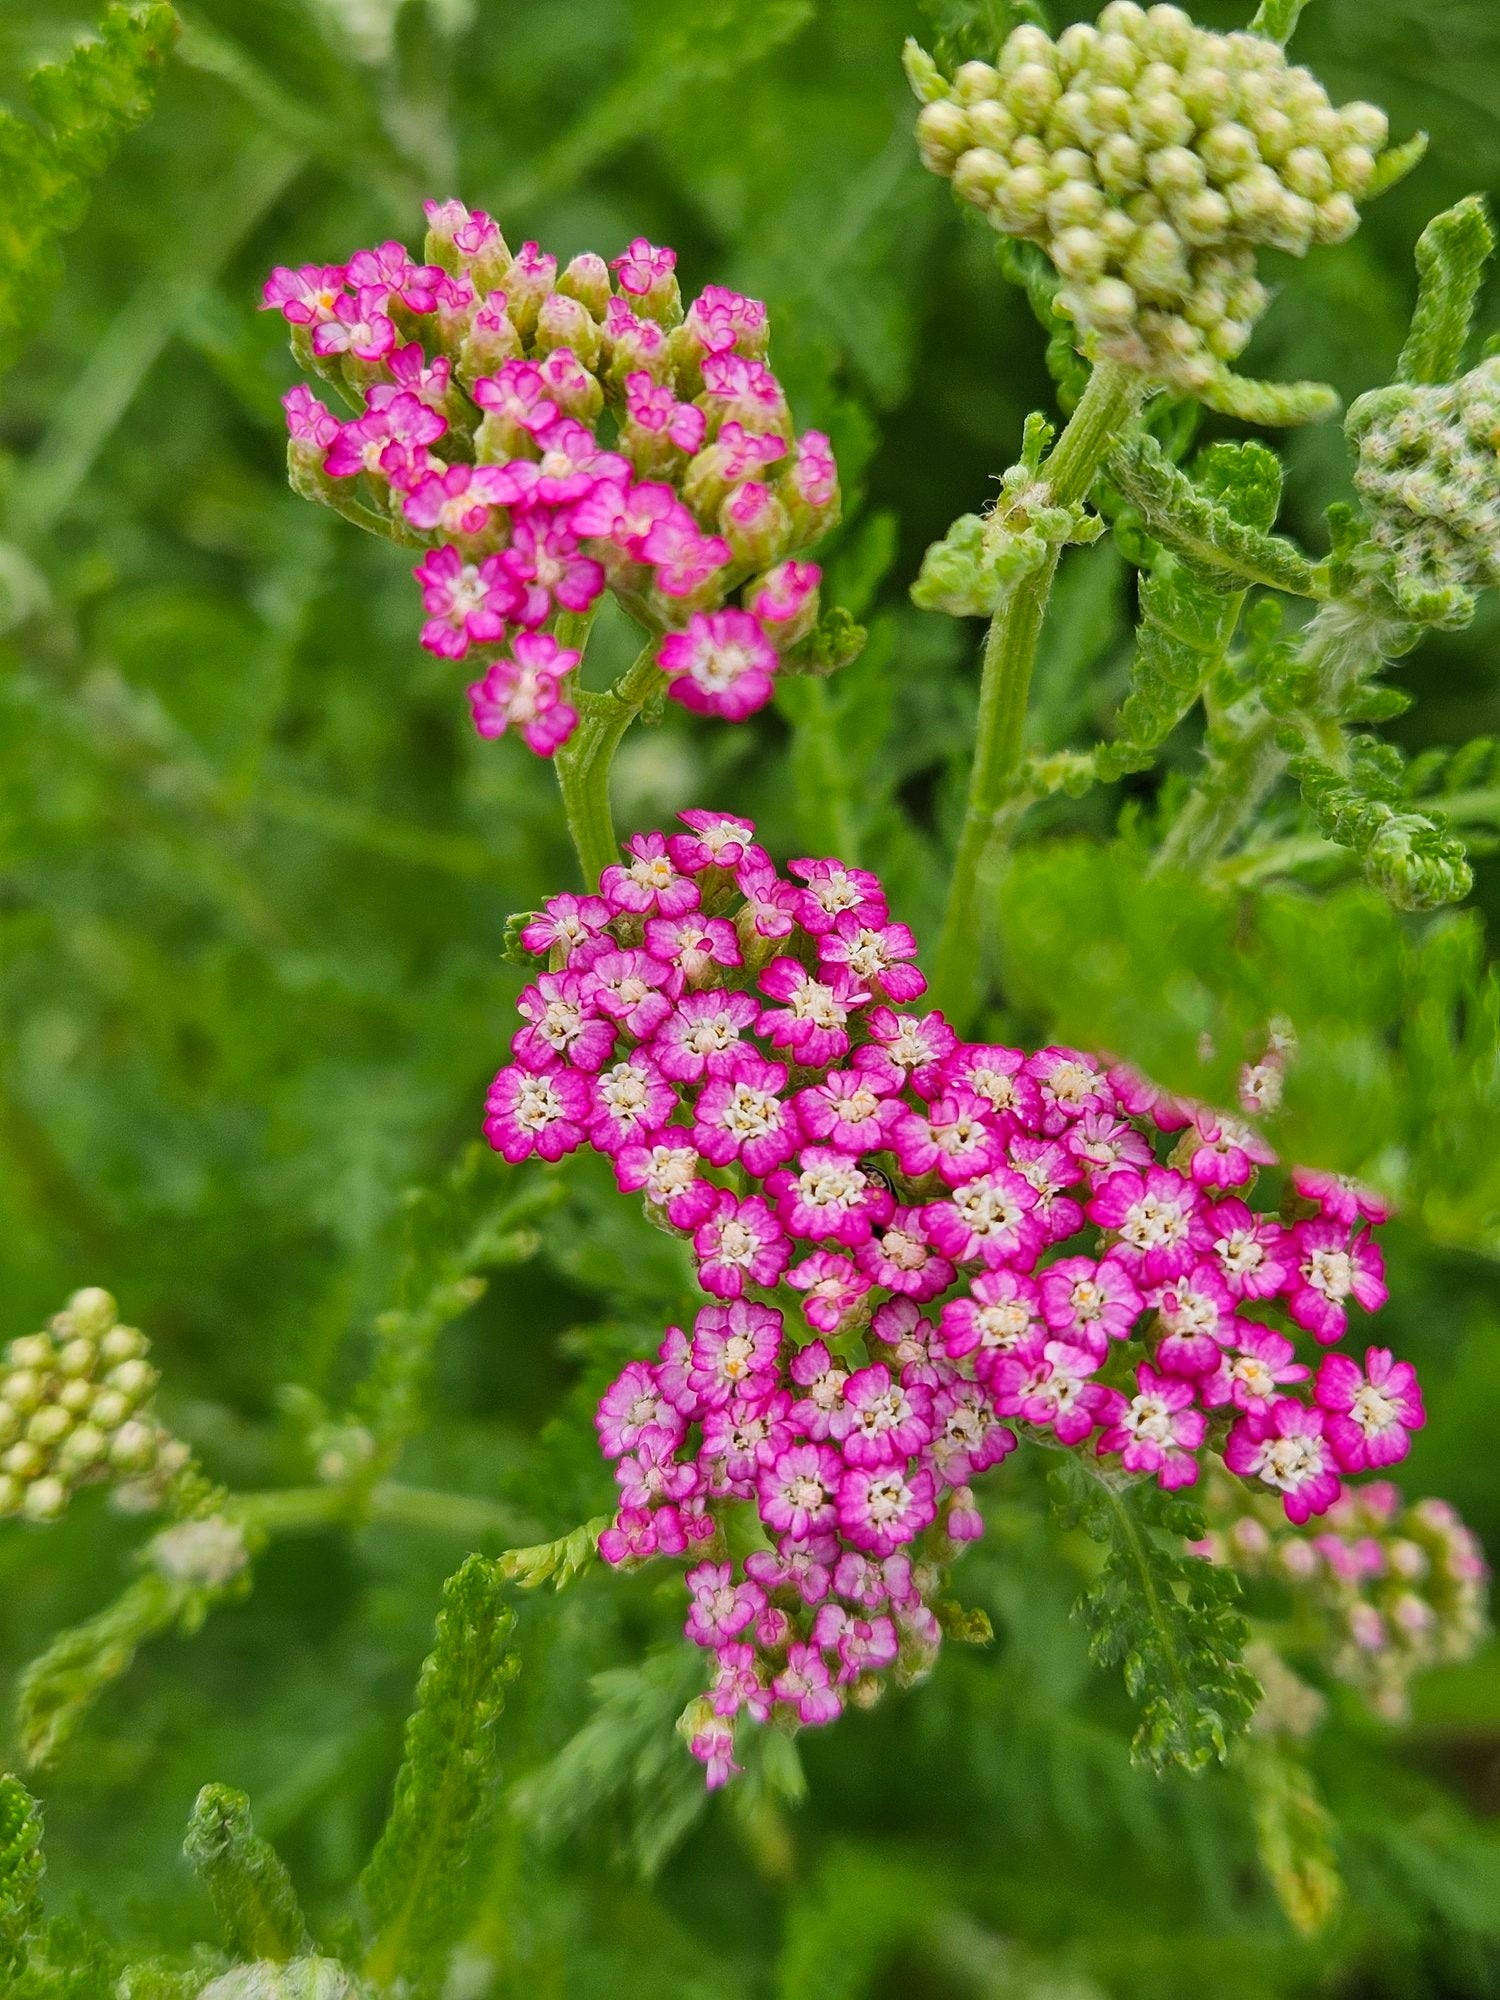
top-left (264, 207), bottom-right (839, 756)
top-left (487, 815), bottom-right (1422, 1786)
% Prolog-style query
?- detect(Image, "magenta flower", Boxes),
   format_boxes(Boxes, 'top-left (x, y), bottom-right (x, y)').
top-left (837, 1462), bottom-right (937, 1558)
top-left (771, 1641), bottom-right (842, 1727)
top-left (855, 1209), bottom-right (956, 1302)
top-left (601, 832), bottom-right (701, 918)
top-left (758, 1443), bottom-right (842, 1539)
top-left (1038, 1255), bottom-right (1142, 1357)
top-left (1316, 1347), bottom-right (1424, 1471)
top-left (614, 1136), bottom-right (716, 1229)
top-left (465, 634), bottom-right (580, 754)
top-left (582, 948), bottom-right (675, 1040)
top-left (416, 545), bottom-right (514, 659)
top-left (940, 1045), bottom-right (1041, 1128)
top-left (651, 989), bottom-right (760, 1083)
top-left (1201, 1324), bottom-right (1308, 1417)
top-left (940, 1269), bottom-right (1042, 1366)
top-left (1292, 1168), bottom-right (1392, 1227)
top-left (757, 960), bottom-right (866, 1067)
top-left (1064, 1110), bottom-right (1155, 1177)
top-left (1203, 1197), bottom-right (1292, 1300)
top-left (888, 1089), bottom-right (1004, 1188)
top-left (498, 510), bottom-right (606, 625)
top-left (687, 1300), bottom-right (782, 1408)
top-left (684, 1560), bottom-right (764, 1647)
top-left (817, 914), bottom-right (927, 1004)
top-left (325, 391), bottom-right (446, 480)
top-left (658, 609), bottom-right (778, 720)
top-left (1087, 1165), bottom-right (1202, 1286)
top-left (865, 1006), bottom-right (958, 1077)
top-left (1183, 1106), bottom-right (1277, 1190)
top-left (765, 1150), bottom-right (894, 1248)
top-left (283, 385), bottom-right (340, 449)
top-left (1225, 1398), bottom-right (1343, 1525)
top-left (749, 558), bottom-right (820, 633)
top-left (692, 1055), bottom-right (801, 1177)
top-left (587, 1051), bottom-right (676, 1154)
top-left (1096, 1363), bottom-right (1205, 1490)
top-left (924, 1169), bottom-right (1042, 1270)
top-left (596, 1360), bottom-right (682, 1459)
top-left (929, 1383), bottom-right (1015, 1485)
top-left (612, 236), bottom-right (677, 299)
top-left (832, 1364), bottom-right (934, 1469)
top-left (1029, 1047), bottom-right (1113, 1133)
top-left (668, 809), bottom-right (761, 875)
top-left (511, 970), bottom-right (615, 1072)
top-left (1286, 1221), bottom-right (1387, 1343)
top-left (312, 286), bottom-right (397, 361)
top-left (793, 1059), bottom-right (902, 1153)
top-left (624, 370), bottom-right (706, 455)
top-left (643, 912), bottom-right (742, 987)
top-left (518, 892), bottom-right (611, 961)
top-left (693, 1190), bottom-right (790, 1299)
top-left (482, 1062), bottom-right (590, 1163)
top-left (261, 262), bottom-right (348, 325)
top-left (1151, 1262), bottom-right (1239, 1377)
top-left (786, 1254), bottom-right (873, 1338)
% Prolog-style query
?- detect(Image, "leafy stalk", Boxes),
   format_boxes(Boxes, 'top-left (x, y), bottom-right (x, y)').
top-left (930, 358), bottom-right (1143, 1023)
top-left (0, 1777), bottom-right (44, 1981)
top-left (183, 1785), bottom-right (313, 1962)
top-left (359, 1555), bottom-right (517, 1992)
top-left (553, 641), bottom-right (665, 887)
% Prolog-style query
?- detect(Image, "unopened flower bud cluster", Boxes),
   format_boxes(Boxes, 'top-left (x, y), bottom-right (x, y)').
top-left (912, 2), bottom-right (1393, 388)
top-left (488, 811), bottom-right (1428, 1784)
top-left (0, 1289), bottom-right (186, 1523)
top-left (263, 207), bottom-right (840, 755)
top-left (1197, 1469), bottom-right (1488, 1722)
top-left (1347, 358), bottom-right (1500, 615)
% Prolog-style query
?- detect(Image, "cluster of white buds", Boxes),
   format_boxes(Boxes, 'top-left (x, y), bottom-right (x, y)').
top-left (910, 1), bottom-right (1396, 389)
top-left (1347, 358), bottom-right (1500, 619)
top-left (0, 1288), bottom-right (187, 1523)
top-left (1199, 1470), bottom-right (1489, 1723)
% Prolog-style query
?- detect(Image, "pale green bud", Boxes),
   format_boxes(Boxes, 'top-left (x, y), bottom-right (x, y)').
top-left (1087, 276), bottom-right (1138, 330)
top-left (952, 148), bottom-right (1009, 206)
top-left (107, 1358), bottom-right (156, 1403)
top-left (56, 1338), bottom-right (96, 1378)
top-left (1001, 25), bottom-right (1058, 77)
top-left (26, 1406), bottom-right (72, 1449)
top-left (1141, 5), bottom-right (1194, 66)
top-left (90, 1387), bottom-right (131, 1429)
top-left (1124, 220), bottom-right (1187, 296)
top-left (1313, 193), bottom-right (1360, 245)
top-left (1095, 33), bottom-right (1143, 88)
top-left (58, 1423), bottom-right (106, 1469)
top-left (1179, 65), bottom-right (1233, 127)
top-left (1176, 187), bottom-right (1233, 245)
top-left (0, 1476), bottom-right (22, 1517)
top-left (1098, 0), bottom-right (1147, 35)
top-left (1049, 88), bottom-right (1096, 150)
top-left (1131, 89), bottom-right (1194, 149)
top-left (1096, 132), bottom-right (1145, 194)
top-left (1341, 101), bottom-right (1390, 151)
top-left (1330, 144), bottom-right (1376, 197)
top-left (1147, 143), bottom-right (1206, 199)
top-left (57, 1378), bottom-right (94, 1416)
top-left (952, 60), bottom-right (1001, 105)
top-left (22, 1478), bottom-right (68, 1523)
top-left (1054, 23), bottom-right (1100, 74)
top-left (994, 165), bottom-right (1049, 231)
top-left (66, 1288), bottom-right (117, 1337)
top-left (1089, 84), bottom-right (1135, 136)
top-left (5, 1372), bottom-right (45, 1415)
top-left (1053, 226), bottom-right (1109, 281)
top-left (1200, 121), bottom-right (1259, 181)
top-left (1008, 61), bottom-right (1062, 123)
top-left (915, 100), bottom-right (970, 172)
top-left (967, 101), bottom-right (1017, 152)
top-left (109, 1420), bottom-right (158, 1473)
top-left (7, 1336), bottom-right (54, 1374)
top-left (1282, 145), bottom-right (1333, 200)
top-left (1048, 179), bottom-right (1107, 232)
top-left (3, 1442), bottom-right (45, 1481)
top-left (0, 1403), bottom-right (19, 1447)
top-left (101, 1323), bottom-right (148, 1365)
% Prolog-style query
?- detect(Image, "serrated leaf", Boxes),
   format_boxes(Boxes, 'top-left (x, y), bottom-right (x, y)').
top-left (0, 1777), bottom-right (44, 1980)
top-left (1290, 745), bottom-right (1474, 910)
top-left (1196, 368), bottom-right (1340, 428)
top-left (183, 1785), bottom-right (313, 1963)
top-left (1243, 1740), bottom-right (1344, 1937)
top-left (1055, 1466), bottom-right (1259, 1775)
top-left (0, 3), bottom-right (178, 377)
top-left (1109, 435), bottom-right (1322, 598)
top-left (1398, 195), bottom-right (1494, 386)
top-left (494, 1517), bottom-right (607, 1591)
top-left (358, 1555), bottom-right (516, 1993)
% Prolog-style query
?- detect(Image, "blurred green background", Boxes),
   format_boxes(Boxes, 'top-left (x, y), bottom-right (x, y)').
top-left (2, 0), bottom-right (1498, 1991)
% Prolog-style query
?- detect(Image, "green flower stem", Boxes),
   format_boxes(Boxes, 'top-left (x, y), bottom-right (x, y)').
top-left (1152, 712), bottom-right (1286, 876)
top-left (931, 359), bottom-right (1143, 1025)
top-left (553, 638), bottom-right (665, 887)
top-left (233, 1480), bottom-right (527, 1542)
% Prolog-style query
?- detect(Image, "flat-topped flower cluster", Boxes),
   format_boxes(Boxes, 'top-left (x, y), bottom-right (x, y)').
top-left (1197, 1471), bottom-right (1487, 1722)
top-left (263, 206), bottom-right (838, 754)
top-left (489, 815), bottom-right (1424, 1783)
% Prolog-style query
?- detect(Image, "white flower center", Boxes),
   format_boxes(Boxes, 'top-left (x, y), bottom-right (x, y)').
top-left (1352, 1382), bottom-right (1399, 1434)
top-left (515, 1076), bottom-right (562, 1130)
top-left (1305, 1248), bottom-right (1353, 1300)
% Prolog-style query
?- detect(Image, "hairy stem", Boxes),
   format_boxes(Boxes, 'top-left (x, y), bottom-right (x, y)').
top-left (931, 360), bottom-right (1143, 1024)
top-left (552, 639), bottom-right (665, 887)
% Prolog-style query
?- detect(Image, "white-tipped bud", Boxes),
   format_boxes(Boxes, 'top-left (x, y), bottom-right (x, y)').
top-left (101, 1323), bottom-right (148, 1365)
top-left (1087, 276), bottom-right (1137, 329)
top-left (89, 1387), bottom-right (131, 1430)
top-left (1282, 145), bottom-right (1333, 200)
top-left (66, 1288), bottom-right (117, 1336)
top-left (1053, 226), bottom-right (1109, 281)
top-left (22, 1478), bottom-right (68, 1523)
top-left (1341, 101), bottom-right (1390, 151)
top-left (107, 1358), bottom-right (156, 1404)
top-left (7, 1337), bottom-right (53, 1374)
top-left (56, 1338), bottom-right (96, 1379)
top-left (1330, 144), bottom-right (1376, 197)
top-left (952, 148), bottom-right (1009, 206)
top-left (109, 1420), bottom-right (158, 1473)
top-left (26, 1406), bottom-right (72, 1449)
top-left (952, 60), bottom-right (1000, 105)
top-left (915, 101), bottom-right (970, 172)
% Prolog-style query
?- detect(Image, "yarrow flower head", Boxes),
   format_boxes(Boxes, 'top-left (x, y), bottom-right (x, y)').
top-left (264, 208), bottom-right (842, 758)
top-left (908, 2), bottom-right (1406, 391)
top-left (493, 814), bottom-right (1425, 1783)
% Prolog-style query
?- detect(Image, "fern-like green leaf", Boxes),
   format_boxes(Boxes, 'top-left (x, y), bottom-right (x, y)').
top-left (0, 3), bottom-right (178, 376)
top-left (358, 1554), bottom-right (516, 1994)
top-left (0, 1777), bottom-right (44, 1981)
top-left (1248, 0), bottom-right (1311, 42)
top-left (1243, 1740), bottom-right (1344, 1937)
top-left (1398, 195), bottom-right (1495, 386)
top-left (1109, 435), bottom-right (1323, 598)
top-left (494, 1516), bottom-right (607, 1591)
top-left (183, 1785), bottom-right (313, 1963)
top-left (1290, 742), bottom-right (1474, 910)
top-left (1053, 1466), bottom-right (1260, 1775)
